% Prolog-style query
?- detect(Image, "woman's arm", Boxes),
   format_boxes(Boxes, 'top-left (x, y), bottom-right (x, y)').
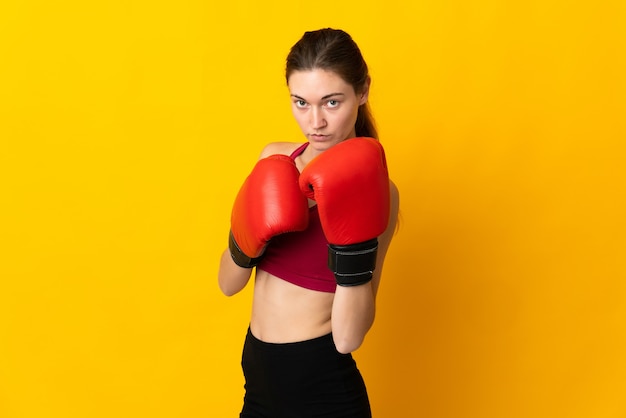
top-left (330, 180), bottom-right (400, 353)
top-left (217, 142), bottom-right (302, 297)
top-left (218, 249), bottom-right (254, 296)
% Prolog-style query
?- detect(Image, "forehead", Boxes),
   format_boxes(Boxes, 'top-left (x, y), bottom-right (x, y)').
top-left (288, 69), bottom-right (353, 98)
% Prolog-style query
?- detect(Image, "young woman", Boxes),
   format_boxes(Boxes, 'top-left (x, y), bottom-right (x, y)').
top-left (218, 28), bottom-right (400, 418)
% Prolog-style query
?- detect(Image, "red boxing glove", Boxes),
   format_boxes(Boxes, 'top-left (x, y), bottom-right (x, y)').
top-left (299, 137), bottom-right (390, 286)
top-left (229, 154), bottom-right (309, 268)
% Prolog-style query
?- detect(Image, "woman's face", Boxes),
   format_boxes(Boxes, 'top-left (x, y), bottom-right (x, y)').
top-left (287, 69), bottom-right (368, 152)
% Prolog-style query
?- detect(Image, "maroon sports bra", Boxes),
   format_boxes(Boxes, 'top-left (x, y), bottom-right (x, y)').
top-left (256, 143), bottom-right (337, 293)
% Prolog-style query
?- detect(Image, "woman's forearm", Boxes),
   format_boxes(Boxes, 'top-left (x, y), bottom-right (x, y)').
top-left (218, 249), bottom-right (253, 296)
top-left (330, 283), bottom-right (376, 354)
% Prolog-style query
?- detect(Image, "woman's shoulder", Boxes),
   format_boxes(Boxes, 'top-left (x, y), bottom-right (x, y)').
top-left (259, 141), bottom-right (304, 159)
top-left (389, 178), bottom-right (399, 199)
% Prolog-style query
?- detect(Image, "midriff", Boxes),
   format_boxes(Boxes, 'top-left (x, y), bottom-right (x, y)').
top-left (250, 269), bottom-right (335, 343)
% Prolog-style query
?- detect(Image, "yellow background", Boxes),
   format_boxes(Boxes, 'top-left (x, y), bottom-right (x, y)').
top-left (1, 0), bottom-right (625, 417)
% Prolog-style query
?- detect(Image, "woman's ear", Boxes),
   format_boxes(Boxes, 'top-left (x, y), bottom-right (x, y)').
top-left (359, 77), bottom-right (371, 105)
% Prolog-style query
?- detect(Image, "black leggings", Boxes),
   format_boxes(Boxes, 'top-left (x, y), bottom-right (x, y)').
top-left (240, 328), bottom-right (372, 418)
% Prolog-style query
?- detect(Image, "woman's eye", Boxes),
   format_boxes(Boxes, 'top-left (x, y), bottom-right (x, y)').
top-left (295, 100), bottom-right (307, 108)
top-left (327, 100), bottom-right (339, 107)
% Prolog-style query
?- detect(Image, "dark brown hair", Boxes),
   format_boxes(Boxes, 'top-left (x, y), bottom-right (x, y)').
top-left (285, 28), bottom-right (378, 139)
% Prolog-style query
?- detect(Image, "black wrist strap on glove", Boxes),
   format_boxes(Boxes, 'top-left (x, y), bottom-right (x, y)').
top-left (229, 231), bottom-right (263, 268)
top-left (328, 238), bottom-right (378, 287)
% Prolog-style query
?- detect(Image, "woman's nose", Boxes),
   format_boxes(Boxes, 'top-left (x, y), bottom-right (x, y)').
top-left (310, 107), bottom-right (327, 129)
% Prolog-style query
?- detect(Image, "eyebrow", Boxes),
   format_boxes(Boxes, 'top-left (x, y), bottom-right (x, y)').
top-left (290, 93), bottom-right (345, 101)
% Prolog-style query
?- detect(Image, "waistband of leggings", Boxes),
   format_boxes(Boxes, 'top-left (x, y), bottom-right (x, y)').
top-left (245, 326), bottom-right (338, 354)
